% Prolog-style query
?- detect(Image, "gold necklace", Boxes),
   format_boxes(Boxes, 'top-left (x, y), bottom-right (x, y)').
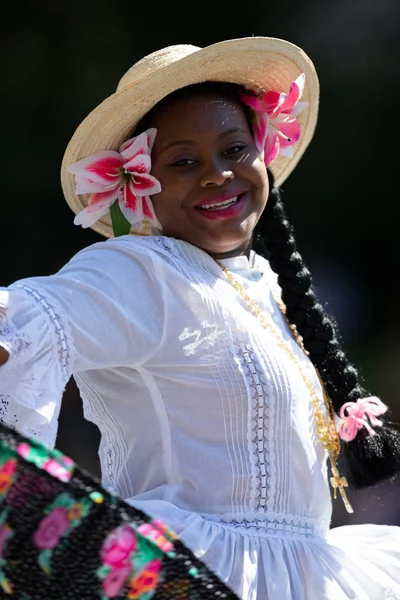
top-left (217, 261), bottom-right (353, 514)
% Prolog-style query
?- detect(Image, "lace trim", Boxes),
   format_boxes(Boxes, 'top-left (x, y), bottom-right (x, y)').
top-left (0, 298), bottom-right (32, 362)
top-left (201, 509), bottom-right (325, 526)
top-left (384, 592), bottom-right (400, 600)
top-left (200, 509), bottom-right (329, 535)
top-left (229, 328), bottom-right (276, 512)
top-left (14, 284), bottom-right (76, 381)
top-left (0, 285), bottom-right (75, 447)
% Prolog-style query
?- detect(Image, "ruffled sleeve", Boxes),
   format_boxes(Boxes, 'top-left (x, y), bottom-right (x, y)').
top-left (0, 237), bottom-right (166, 448)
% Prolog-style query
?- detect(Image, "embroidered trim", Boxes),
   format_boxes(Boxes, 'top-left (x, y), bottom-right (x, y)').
top-left (0, 296), bottom-right (32, 362)
top-left (0, 285), bottom-right (76, 448)
top-left (14, 284), bottom-right (76, 381)
top-left (229, 329), bottom-right (276, 512)
top-left (199, 510), bottom-right (330, 539)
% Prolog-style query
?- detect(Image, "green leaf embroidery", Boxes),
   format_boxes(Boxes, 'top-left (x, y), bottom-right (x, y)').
top-left (96, 564), bottom-right (111, 579)
top-left (38, 549), bottom-right (52, 575)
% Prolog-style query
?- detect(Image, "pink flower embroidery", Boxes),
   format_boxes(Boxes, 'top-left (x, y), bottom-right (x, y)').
top-left (68, 128), bottom-right (162, 229)
top-left (17, 443), bottom-right (31, 459)
top-left (102, 563), bottom-right (132, 598)
top-left (241, 74), bottom-right (308, 166)
top-left (137, 522), bottom-right (173, 552)
top-left (33, 507), bottom-right (70, 549)
top-left (43, 458), bottom-right (73, 483)
top-left (101, 523), bottom-right (137, 569)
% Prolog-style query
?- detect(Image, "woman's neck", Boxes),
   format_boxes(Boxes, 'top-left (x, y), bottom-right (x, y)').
top-left (208, 237), bottom-right (253, 261)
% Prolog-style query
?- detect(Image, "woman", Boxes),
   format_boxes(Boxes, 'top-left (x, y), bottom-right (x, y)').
top-left (1, 37), bottom-right (400, 599)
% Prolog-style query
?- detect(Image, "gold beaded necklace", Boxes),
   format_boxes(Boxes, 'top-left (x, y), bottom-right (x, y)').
top-left (217, 261), bottom-right (354, 514)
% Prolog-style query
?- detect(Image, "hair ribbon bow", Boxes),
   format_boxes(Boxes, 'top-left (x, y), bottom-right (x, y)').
top-left (339, 397), bottom-right (388, 442)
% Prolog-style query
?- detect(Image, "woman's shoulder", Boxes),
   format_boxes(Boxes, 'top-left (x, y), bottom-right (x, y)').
top-left (69, 235), bottom-right (184, 267)
top-left (64, 236), bottom-right (205, 282)
top-left (104, 235), bottom-right (191, 260)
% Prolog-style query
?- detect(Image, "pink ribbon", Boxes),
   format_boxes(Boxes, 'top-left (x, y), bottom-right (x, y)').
top-left (338, 397), bottom-right (388, 442)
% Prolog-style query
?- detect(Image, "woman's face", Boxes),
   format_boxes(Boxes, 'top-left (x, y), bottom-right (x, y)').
top-left (149, 94), bottom-right (269, 258)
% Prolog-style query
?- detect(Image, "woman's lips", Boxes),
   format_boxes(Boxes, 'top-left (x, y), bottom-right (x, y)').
top-left (194, 193), bottom-right (247, 220)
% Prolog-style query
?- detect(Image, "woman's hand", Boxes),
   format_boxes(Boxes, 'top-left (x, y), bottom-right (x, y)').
top-left (0, 346), bottom-right (9, 365)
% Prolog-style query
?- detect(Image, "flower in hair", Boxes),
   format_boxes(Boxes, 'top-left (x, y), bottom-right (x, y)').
top-left (241, 74), bottom-right (308, 166)
top-left (338, 397), bottom-right (388, 442)
top-left (68, 128), bottom-right (162, 236)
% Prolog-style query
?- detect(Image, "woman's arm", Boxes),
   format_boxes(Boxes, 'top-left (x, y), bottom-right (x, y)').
top-left (0, 237), bottom-right (165, 446)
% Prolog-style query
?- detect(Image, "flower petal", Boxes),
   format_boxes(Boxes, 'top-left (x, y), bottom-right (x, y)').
top-left (240, 93), bottom-right (266, 112)
top-left (124, 154), bottom-right (151, 174)
top-left (68, 152), bottom-right (123, 191)
top-left (279, 73), bottom-right (306, 114)
top-left (261, 91), bottom-right (284, 115)
top-left (274, 115), bottom-right (301, 147)
top-left (74, 173), bottom-right (120, 195)
top-left (130, 172), bottom-right (162, 197)
top-left (120, 132), bottom-right (149, 162)
top-left (142, 196), bottom-right (161, 227)
top-left (264, 132), bottom-right (280, 167)
top-left (252, 112), bottom-right (269, 154)
top-left (146, 128), bottom-right (158, 151)
top-left (279, 145), bottom-right (295, 158)
top-left (118, 184), bottom-right (142, 225)
top-left (73, 190), bottom-right (118, 228)
top-left (290, 101), bottom-right (308, 117)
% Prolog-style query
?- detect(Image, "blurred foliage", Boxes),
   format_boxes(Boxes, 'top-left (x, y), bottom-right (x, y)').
top-left (1, 0), bottom-right (399, 523)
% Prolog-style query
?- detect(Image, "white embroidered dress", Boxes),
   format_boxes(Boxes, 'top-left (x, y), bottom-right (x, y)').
top-left (0, 236), bottom-right (399, 600)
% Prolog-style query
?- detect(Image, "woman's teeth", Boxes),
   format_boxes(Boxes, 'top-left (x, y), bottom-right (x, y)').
top-left (199, 196), bottom-right (239, 211)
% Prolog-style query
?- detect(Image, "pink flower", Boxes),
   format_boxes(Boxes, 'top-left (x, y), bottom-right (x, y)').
top-left (17, 443), bottom-right (31, 459)
top-left (241, 74), bottom-right (308, 166)
top-left (68, 128), bottom-right (162, 229)
top-left (102, 564), bottom-right (132, 598)
top-left (137, 522), bottom-right (173, 552)
top-left (33, 507), bottom-right (70, 549)
top-left (101, 523), bottom-right (137, 569)
top-left (43, 458), bottom-right (72, 483)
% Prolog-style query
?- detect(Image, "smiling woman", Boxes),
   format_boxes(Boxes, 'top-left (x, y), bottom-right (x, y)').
top-left (1, 37), bottom-right (400, 600)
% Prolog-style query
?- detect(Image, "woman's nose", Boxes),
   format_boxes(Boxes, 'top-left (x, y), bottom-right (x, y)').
top-left (199, 160), bottom-right (234, 187)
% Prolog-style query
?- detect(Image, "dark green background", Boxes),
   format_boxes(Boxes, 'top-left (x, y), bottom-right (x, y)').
top-left (2, 0), bottom-right (399, 526)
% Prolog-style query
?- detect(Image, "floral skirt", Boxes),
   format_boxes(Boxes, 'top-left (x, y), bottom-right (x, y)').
top-left (0, 423), bottom-right (239, 600)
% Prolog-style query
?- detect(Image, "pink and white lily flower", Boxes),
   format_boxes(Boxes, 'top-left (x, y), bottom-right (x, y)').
top-left (68, 128), bottom-right (162, 229)
top-left (241, 74), bottom-right (308, 166)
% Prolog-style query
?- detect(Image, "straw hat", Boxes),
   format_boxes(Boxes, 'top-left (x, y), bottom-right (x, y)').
top-left (61, 36), bottom-right (319, 238)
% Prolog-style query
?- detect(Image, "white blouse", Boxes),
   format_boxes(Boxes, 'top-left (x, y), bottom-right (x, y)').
top-left (1, 235), bottom-right (399, 600)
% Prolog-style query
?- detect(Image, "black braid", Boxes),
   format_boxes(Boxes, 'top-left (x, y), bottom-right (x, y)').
top-left (253, 171), bottom-right (400, 488)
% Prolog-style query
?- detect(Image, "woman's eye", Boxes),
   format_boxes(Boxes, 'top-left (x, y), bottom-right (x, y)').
top-left (223, 145), bottom-right (247, 155)
top-left (170, 158), bottom-right (197, 167)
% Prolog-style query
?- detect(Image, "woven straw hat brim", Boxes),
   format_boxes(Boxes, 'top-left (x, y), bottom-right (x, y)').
top-left (61, 36), bottom-right (319, 238)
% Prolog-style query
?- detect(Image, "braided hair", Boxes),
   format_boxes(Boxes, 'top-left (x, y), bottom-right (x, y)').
top-left (135, 81), bottom-right (400, 489)
top-left (253, 172), bottom-right (400, 488)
